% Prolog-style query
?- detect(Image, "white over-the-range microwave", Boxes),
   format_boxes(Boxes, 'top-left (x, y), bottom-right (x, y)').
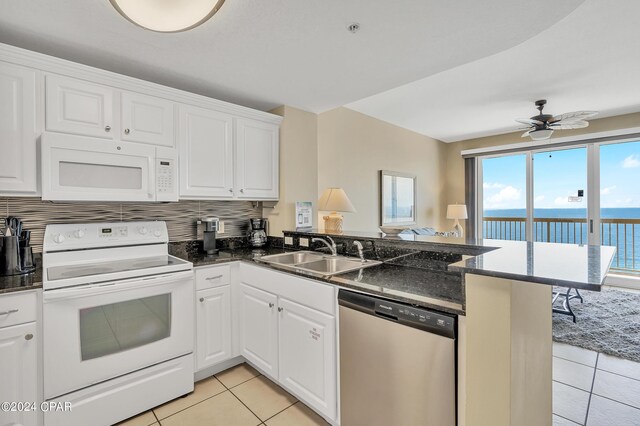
top-left (41, 132), bottom-right (178, 202)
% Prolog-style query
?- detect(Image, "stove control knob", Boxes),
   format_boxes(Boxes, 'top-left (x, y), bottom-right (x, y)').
top-left (74, 229), bottom-right (85, 238)
top-left (53, 233), bottom-right (65, 244)
top-left (139, 226), bottom-right (148, 235)
top-left (153, 229), bottom-right (162, 238)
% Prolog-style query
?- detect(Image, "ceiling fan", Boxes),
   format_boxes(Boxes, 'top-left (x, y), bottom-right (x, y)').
top-left (516, 100), bottom-right (598, 141)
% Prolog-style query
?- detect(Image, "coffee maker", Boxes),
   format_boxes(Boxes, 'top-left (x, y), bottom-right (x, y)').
top-left (249, 218), bottom-right (268, 248)
top-left (201, 217), bottom-right (220, 255)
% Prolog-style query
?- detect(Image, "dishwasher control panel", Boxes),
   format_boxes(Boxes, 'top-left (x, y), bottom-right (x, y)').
top-left (338, 290), bottom-right (456, 339)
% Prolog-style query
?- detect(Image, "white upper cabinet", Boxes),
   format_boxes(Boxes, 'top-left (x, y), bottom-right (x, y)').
top-left (178, 105), bottom-right (234, 198)
top-left (46, 74), bottom-right (114, 139)
top-left (121, 91), bottom-right (175, 147)
top-left (0, 62), bottom-right (38, 194)
top-left (234, 118), bottom-right (279, 200)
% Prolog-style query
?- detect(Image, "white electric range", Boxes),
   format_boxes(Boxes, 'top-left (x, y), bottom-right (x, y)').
top-left (42, 221), bottom-right (194, 426)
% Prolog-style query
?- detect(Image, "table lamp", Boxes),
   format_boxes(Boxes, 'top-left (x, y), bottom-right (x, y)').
top-left (318, 188), bottom-right (356, 232)
top-left (446, 204), bottom-right (468, 237)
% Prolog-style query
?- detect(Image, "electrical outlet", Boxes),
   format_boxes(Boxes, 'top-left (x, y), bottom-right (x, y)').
top-left (299, 238), bottom-right (309, 247)
top-left (218, 221), bottom-right (225, 234)
top-left (285, 236), bottom-right (293, 245)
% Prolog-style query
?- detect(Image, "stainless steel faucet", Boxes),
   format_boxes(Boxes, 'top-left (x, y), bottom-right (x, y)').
top-left (353, 240), bottom-right (365, 262)
top-left (312, 236), bottom-right (337, 256)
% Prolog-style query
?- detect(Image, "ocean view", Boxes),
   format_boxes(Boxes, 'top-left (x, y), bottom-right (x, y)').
top-left (483, 208), bottom-right (640, 271)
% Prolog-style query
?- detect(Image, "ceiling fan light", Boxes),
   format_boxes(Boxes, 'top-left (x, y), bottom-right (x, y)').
top-left (110, 0), bottom-right (225, 33)
top-left (529, 128), bottom-right (554, 141)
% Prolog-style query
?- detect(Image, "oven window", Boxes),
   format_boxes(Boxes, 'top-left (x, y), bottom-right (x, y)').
top-left (79, 294), bottom-right (171, 361)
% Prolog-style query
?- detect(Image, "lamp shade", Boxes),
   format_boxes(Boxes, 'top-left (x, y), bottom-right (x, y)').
top-left (318, 188), bottom-right (356, 213)
top-left (110, 0), bottom-right (225, 32)
top-left (446, 204), bottom-right (468, 220)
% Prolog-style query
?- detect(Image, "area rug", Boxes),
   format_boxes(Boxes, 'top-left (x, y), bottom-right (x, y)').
top-left (552, 287), bottom-right (640, 363)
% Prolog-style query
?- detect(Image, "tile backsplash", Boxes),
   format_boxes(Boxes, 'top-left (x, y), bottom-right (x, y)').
top-left (1, 197), bottom-right (262, 253)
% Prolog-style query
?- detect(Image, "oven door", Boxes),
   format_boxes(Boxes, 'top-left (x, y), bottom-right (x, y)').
top-left (43, 270), bottom-right (193, 399)
top-left (41, 132), bottom-right (156, 202)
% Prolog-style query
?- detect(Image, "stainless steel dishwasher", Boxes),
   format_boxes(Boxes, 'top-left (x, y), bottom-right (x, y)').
top-left (338, 290), bottom-right (457, 426)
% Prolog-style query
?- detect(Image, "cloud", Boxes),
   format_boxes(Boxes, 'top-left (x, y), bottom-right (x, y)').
top-left (601, 185), bottom-right (616, 195)
top-left (534, 195), bottom-right (545, 203)
top-left (485, 185), bottom-right (522, 209)
top-left (554, 196), bottom-right (569, 206)
top-left (483, 182), bottom-right (506, 189)
top-left (622, 154), bottom-right (640, 168)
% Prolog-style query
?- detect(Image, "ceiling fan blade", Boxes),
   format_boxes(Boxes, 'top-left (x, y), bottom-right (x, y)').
top-left (551, 111), bottom-right (598, 123)
top-left (549, 120), bottom-right (589, 130)
top-left (521, 129), bottom-right (533, 137)
top-left (516, 118), bottom-right (544, 126)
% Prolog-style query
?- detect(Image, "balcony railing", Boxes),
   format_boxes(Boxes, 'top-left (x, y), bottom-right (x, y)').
top-left (482, 217), bottom-right (640, 273)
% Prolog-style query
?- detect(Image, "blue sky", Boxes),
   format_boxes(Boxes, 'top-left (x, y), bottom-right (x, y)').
top-left (482, 140), bottom-right (640, 210)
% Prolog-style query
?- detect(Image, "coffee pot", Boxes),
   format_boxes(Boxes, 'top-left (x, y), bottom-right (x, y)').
top-left (248, 218), bottom-right (268, 248)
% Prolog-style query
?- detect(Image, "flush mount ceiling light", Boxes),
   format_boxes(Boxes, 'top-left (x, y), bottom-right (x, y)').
top-left (110, 0), bottom-right (226, 33)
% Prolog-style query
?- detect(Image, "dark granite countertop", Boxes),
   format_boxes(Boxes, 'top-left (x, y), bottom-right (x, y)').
top-left (0, 254), bottom-right (43, 295)
top-left (286, 230), bottom-right (618, 291)
top-left (449, 240), bottom-right (617, 291)
top-left (171, 240), bottom-right (465, 315)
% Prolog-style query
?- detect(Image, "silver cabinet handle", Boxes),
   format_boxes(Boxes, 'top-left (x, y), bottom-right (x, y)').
top-left (0, 309), bottom-right (18, 316)
top-left (240, 189), bottom-right (245, 193)
top-left (124, 128), bottom-right (130, 134)
top-left (278, 307), bottom-right (283, 312)
top-left (205, 275), bottom-right (223, 281)
top-left (105, 125), bottom-right (111, 132)
top-left (199, 297), bottom-right (205, 302)
top-left (268, 303), bottom-right (274, 308)
top-left (25, 334), bottom-right (33, 341)
top-left (228, 188), bottom-right (233, 193)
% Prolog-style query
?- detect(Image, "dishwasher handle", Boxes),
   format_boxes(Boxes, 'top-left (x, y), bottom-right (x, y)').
top-left (338, 289), bottom-right (456, 339)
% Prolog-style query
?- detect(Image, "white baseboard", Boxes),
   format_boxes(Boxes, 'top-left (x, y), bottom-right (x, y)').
top-left (605, 273), bottom-right (640, 290)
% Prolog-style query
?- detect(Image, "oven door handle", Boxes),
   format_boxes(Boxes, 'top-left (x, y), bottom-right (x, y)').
top-left (43, 270), bottom-right (193, 301)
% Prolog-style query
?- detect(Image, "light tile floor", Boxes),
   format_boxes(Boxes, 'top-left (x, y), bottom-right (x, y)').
top-left (116, 363), bottom-right (329, 426)
top-left (553, 342), bottom-right (640, 425)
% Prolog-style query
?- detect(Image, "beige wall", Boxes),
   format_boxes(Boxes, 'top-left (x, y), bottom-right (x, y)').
top-left (444, 111), bottom-right (640, 211)
top-left (317, 107), bottom-right (446, 232)
top-left (264, 106), bottom-right (319, 236)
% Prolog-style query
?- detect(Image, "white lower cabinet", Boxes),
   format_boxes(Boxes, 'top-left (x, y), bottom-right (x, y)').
top-left (278, 297), bottom-right (336, 420)
top-left (238, 283), bottom-right (279, 379)
top-left (196, 285), bottom-right (232, 371)
top-left (237, 263), bottom-right (337, 421)
top-left (0, 321), bottom-right (38, 426)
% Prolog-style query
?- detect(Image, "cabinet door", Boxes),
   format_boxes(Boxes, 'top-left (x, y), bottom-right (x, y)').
top-left (0, 322), bottom-right (38, 426)
top-left (196, 286), bottom-right (231, 371)
top-left (45, 74), bottom-right (114, 139)
top-left (121, 91), bottom-right (175, 147)
top-left (235, 118), bottom-right (279, 200)
top-left (238, 283), bottom-right (278, 379)
top-left (0, 62), bottom-right (38, 194)
top-left (278, 297), bottom-right (336, 420)
top-left (178, 105), bottom-right (234, 198)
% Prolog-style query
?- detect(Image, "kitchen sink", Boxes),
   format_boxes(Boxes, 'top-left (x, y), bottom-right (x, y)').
top-left (259, 251), bottom-right (325, 265)
top-left (258, 251), bottom-right (381, 276)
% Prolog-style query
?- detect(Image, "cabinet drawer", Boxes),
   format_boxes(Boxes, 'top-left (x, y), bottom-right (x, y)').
top-left (240, 263), bottom-right (335, 315)
top-left (195, 265), bottom-right (231, 290)
top-left (0, 291), bottom-right (37, 328)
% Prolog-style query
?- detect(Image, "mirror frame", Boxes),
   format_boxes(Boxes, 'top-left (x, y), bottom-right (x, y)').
top-left (379, 170), bottom-right (417, 226)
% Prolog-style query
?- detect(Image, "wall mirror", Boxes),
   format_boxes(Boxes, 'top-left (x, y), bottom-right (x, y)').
top-left (379, 170), bottom-right (416, 226)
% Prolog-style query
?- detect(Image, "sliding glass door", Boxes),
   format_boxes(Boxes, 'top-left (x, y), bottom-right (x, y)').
top-left (599, 140), bottom-right (640, 273)
top-left (533, 147), bottom-right (588, 244)
top-left (477, 138), bottom-right (640, 275)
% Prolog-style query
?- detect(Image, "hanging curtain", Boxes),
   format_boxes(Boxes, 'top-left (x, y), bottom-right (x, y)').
top-left (464, 157), bottom-right (477, 239)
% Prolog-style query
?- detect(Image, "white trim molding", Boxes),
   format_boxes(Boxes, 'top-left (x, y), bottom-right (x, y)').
top-left (605, 273), bottom-right (640, 291)
top-left (461, 127), bottom-right (640, 158)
